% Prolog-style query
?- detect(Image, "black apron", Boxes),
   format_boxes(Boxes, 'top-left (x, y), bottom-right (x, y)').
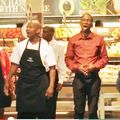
top-left (16, 40), bottom-right (49, 112)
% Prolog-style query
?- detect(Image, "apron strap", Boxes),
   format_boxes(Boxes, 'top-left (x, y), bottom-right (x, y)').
top-left (26, 38), bottom-right (41, 51)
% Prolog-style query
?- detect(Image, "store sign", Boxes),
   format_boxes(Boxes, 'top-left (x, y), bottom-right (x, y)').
top-left (0, 0), bottom-right (26, 18)
top-left (44, 0), bottom-right (56, 15)
top-left (44, 0), bottom-right (120, 16)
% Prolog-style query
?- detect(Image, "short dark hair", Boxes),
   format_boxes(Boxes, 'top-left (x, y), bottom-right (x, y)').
top-left (43, 26), bottom-right (55, 33)
top-left (81, 12), bottom-right (93, 22)
top-left (95, 20), bottom-right (103, 27)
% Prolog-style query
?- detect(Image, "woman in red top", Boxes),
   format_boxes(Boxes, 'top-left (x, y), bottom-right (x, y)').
top-left (0, 48), bottom-right (11, 118)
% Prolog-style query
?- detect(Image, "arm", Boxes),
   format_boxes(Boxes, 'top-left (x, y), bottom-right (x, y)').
top-left (4, 51), bottom-right (11, 80)
top-left (85, 38), bottom-right (109, 74)
top-left (65, 39), bottom-right (86, 74)
top-left (0, 50), bottom-right (11, 82)
top-left (45, 66), bottom-right (56, 98)
top-left (65, 40), bottom-right (78, 72)
top-left (94, 39), bottom-right (109, 69)
top-left (4, 63), bottom-right (19, 96)
top-left (44, 44), bottom-right (57, 98)
top-left (4, 42), bottom-right (23, 96)
top-left (57, 45), bottom-right (66, 90)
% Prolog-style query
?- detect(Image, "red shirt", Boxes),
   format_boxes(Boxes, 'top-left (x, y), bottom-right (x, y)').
top-left (65, 32), bottom-right (108, 72)
top-left (0, 50), bottom-right (11, 81)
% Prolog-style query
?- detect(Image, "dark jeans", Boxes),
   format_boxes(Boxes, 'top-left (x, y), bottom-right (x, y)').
top-left (73, 72), bottom-right (101, 119)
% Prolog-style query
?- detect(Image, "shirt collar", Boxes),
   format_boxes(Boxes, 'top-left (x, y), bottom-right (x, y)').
top-left (78, 31), bottom-right (94, 40)
top-left (48, 38), bottom-right (58, 46)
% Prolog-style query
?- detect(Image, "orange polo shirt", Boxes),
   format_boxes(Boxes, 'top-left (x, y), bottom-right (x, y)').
top-left (65, 31), bottom-right (108, 72)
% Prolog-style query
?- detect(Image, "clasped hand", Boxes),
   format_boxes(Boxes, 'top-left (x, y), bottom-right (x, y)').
top-left (79, 64), bottom-right (96, 76)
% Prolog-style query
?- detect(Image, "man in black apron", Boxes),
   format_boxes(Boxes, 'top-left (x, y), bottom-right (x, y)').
top-left (4, 20), bottom-right (56, 119)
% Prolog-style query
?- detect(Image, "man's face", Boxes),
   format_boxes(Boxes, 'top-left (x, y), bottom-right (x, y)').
top-left (26, 22), bottom-right (40, 39)
top-left (80, 14), bottom-right (93, 32)
top-left (42, 28), bottom-right (54, 42)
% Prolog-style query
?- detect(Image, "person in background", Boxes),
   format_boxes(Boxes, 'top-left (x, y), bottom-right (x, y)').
top-left (65, 13), bottom-right (108, 119)
top-left (116, 71), bottom-right (120, 92)
top-left (95, 20), bottom-right (103, 27)
top-left (4, 20), bottom-right (56, 119)
top-left (0, 48), bottom-right (11, 118)
top-left (42, 26), bottom-right (66, 119)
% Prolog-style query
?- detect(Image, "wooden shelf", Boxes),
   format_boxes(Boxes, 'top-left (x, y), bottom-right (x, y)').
top-left (0, 38), bottom-right (18, 47)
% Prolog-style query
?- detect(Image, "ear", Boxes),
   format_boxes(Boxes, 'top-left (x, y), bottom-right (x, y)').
top-left (37, 28), bottom-right (41, 34)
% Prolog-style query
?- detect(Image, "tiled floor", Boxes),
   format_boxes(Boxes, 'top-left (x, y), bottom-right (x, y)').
top-left (4, 101), bottom-right (120, 119)
top-left (3, 86), bottom-right (120, 119)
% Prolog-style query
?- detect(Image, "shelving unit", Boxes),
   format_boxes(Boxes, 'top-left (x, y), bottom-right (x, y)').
top-left (99, 93), bottom-right (120, 119)
top-left (98, 57), bottom-right (120, 119)
top-left (109, 57), bottom-right (120, 64)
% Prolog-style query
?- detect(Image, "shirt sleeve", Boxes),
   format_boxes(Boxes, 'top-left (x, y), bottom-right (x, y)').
top-left (10, 41), bottom-right (26, 65)
top-left (95, 38), bottom-right (109, 69)
top-left (57, 45), bottom-right (67, 84)
top-left (65, 39), bottom-right (79, 72)
top-left (44, 45), bottom-right (56, 68)
top-left (10, 46), bottom-right (20, 65)
top-left (46, 45), bottom-right (56, 67)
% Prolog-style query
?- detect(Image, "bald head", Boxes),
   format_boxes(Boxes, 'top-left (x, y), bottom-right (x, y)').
top-left (26, 19), bottom-right (41, 39)
top-left (27, 20), bottom-right (41, 29)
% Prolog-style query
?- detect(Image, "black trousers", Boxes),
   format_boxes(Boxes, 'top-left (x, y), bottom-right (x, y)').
top-left (46, 90), bottom-right (58, 119)
top-left (44, 72), bottom-right (59, 119)
top-left (73, 72), bottom-right (101, 119)
top-left (17, 112), bottom-right (48, 119)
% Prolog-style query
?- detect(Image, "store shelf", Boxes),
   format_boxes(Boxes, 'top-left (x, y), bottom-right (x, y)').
top-left (109, 57), bottom-right (120, 63)
top-left (44, 15), bottom-right (120, 20)
top-left (0, 17), bottom-right (26, 24)
top-left (44, 15), bottom-right (120, 24)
